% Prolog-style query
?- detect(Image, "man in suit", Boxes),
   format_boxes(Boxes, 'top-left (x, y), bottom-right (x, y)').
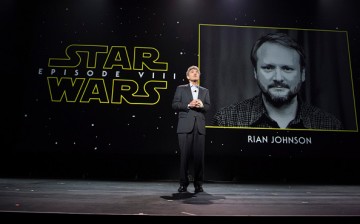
top-left (172, 65), bottom-right (211, 193)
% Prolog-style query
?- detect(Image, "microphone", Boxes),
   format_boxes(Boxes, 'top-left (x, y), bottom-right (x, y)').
top-left (194, 89), bottom-right (197, 92)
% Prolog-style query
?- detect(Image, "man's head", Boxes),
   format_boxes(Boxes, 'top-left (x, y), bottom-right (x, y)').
top-left (250, 33), bottom-right (306, 107)
top-left (186, 65), bottom-right (200, 83)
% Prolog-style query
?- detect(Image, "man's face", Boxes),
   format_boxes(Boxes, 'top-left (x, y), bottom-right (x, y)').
top-left (254, 42), bottom-right (305, 107)
top-left (187, 68), bottom-right (200, 82)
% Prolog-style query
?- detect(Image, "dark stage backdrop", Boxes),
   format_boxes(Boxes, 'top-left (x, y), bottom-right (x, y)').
top-left (3, 0), bottom-right (360, 183)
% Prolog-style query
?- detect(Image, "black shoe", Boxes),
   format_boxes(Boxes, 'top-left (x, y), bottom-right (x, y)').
top-left (194, 185), bottom-right (203, 193)
top-left (178, 185), bottom-right (187, 193)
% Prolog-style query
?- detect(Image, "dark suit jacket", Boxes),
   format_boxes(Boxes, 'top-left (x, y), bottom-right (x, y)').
top-left (172, 84), bottom-right (211, 134)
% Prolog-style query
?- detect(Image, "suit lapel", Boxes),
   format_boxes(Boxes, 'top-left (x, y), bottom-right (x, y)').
top-left (198, 87), bottom-right (204, 101)
top-left (185, 84), bottom-right (193, 100)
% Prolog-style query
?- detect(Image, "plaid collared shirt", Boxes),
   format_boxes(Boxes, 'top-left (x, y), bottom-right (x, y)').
top-left (211, 94), bottom-right (343, 130)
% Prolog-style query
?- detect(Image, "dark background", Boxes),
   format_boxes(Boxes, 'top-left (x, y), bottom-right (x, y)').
top-left (2, 0), bottom-right (360, 184)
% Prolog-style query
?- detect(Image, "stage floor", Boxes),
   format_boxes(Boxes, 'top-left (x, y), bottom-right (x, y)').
top-left (0, 178), bottom-right (359, 222)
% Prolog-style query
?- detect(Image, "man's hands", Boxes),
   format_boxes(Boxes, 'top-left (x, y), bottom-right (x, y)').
top-left (188, 99), bottom-right (204, 109)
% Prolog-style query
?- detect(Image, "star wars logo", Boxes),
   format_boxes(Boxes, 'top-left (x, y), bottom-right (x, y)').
top-left (38, 44), bottom-right (172, 105)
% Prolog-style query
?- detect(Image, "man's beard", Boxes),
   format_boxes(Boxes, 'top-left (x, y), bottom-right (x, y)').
top-left (258, 81), bottom-right (301, 108)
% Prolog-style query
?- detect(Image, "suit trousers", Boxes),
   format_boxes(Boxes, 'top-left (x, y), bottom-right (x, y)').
top-left (178, 118), bottom-right (205, 187)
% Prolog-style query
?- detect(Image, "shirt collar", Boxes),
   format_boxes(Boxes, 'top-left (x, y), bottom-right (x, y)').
top-left (252, 93), bottom-right (304, 128)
